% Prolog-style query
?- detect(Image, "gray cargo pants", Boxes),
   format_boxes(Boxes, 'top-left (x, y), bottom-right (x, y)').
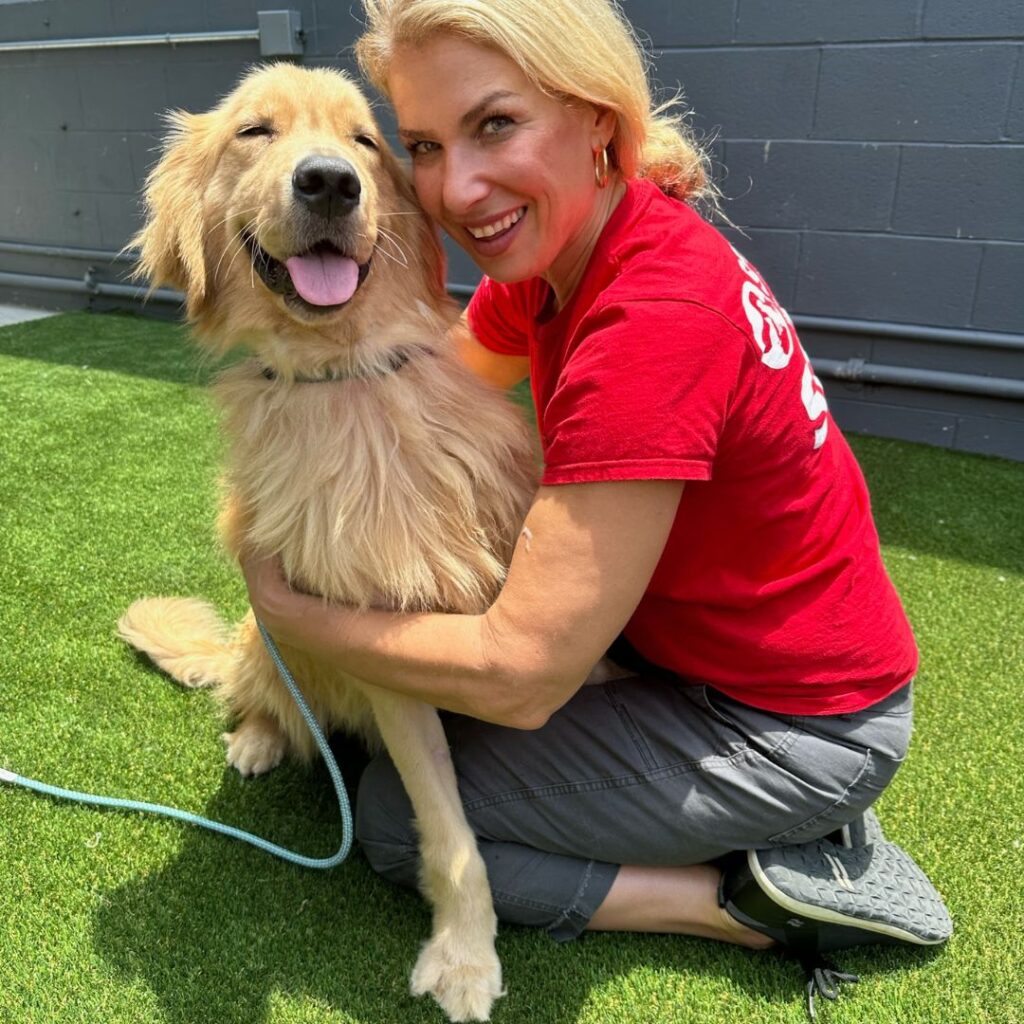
top-left (355, 671), bottom-right (913, 941)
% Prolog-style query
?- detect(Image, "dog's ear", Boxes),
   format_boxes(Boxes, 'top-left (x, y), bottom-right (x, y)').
top-left (131, 111), bottom-right (217, 304)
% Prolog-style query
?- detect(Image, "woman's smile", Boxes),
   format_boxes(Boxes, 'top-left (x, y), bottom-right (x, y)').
top-left (463, 205), bottom-right (528, 257)
top-left (465, 205), bottom-right (526, 241)
top-left (387, 34), bottom-right (619, 305)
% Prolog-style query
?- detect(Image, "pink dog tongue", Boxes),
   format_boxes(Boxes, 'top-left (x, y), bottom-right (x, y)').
top-left (285, 251), bottom-right (359, 306)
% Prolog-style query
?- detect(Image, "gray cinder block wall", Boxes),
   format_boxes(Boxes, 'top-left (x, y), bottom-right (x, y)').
top-left (1, 0), bottom-right (1022, 459)
top-left (624, 0), bottom-right (1024, 459)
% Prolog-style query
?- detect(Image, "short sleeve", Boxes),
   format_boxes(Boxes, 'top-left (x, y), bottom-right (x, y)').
top-left (465, 276), bottom-right (532, 356)
top-left (540, 299), bottom-right (748, 485)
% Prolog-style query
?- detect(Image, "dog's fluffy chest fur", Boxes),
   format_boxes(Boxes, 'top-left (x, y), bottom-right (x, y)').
top-left (215, 348), bottom-right (536, 616)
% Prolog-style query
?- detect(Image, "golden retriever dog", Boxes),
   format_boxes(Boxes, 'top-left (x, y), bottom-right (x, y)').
top-left (117, 63), bottom-right (536, 1022)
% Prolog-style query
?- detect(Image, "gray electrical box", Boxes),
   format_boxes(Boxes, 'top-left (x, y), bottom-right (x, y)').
top-left (258, 10), bottom-right (304, 56)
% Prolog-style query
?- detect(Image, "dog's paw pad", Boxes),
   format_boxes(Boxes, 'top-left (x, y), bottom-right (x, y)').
top-left (410, 935), bottom-right (503, 1022)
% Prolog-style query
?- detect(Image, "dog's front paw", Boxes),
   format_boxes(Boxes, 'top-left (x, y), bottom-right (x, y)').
top-left (410, 933), bottom-right (503, 1022)
top-left (222, 716), bottom-right (287, 777)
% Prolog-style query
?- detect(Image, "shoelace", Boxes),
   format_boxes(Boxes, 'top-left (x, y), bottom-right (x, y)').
top-left (796, 952), bottom-right (860, 1021)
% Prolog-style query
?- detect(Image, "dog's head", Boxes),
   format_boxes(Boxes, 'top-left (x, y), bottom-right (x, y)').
top-left (134, 63), bottom-right (448, 356)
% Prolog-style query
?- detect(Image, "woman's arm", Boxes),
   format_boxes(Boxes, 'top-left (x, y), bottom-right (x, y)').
top-left (450, 311), bottom-right (531, 389)
top-left (243, 478), bottom-right (684, 729)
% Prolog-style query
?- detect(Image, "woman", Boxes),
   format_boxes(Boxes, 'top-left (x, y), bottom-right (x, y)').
top-left (243, 0), bottom-right (948, 985)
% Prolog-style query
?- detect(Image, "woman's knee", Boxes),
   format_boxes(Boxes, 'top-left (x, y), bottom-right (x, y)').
top-left (355, 753), bottom-right (422, 888)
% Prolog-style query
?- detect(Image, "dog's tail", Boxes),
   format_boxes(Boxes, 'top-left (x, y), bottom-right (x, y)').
top-left (117, 596), bottom-right (235, 688)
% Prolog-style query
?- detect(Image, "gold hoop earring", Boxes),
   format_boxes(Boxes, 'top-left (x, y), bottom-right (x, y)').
top-left (593, 146), bottom-right (610, 189)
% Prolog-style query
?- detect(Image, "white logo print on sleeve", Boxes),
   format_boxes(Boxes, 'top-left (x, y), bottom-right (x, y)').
top-left (733, 247), bottom-right (830, 450)
top-left (739, 273), bottom-right (795, 369)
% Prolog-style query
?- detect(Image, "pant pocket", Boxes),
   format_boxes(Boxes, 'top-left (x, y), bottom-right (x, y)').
top-left (767, 746), bottom-right (874, 844)
top-left (602, 684), bottom-right (659, 772)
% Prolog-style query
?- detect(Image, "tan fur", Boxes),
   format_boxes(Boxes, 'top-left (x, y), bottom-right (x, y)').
top-left (117, 63), bottom-right (536, 1022)
top-left (119, 596), bottom-right (234, 687)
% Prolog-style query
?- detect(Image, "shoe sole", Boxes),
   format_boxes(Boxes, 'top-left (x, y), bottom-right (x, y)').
top-left (748, 841), bottom-right (953, 949)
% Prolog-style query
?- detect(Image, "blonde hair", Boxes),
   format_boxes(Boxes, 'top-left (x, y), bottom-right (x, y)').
top-left (356, 0), bottom-right (718, 208)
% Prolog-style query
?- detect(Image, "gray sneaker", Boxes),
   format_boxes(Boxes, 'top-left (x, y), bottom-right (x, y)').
top-left (720, 839), bottom-right (952, 1018)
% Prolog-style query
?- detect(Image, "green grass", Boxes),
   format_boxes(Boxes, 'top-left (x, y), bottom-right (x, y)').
top-left (1, 310), bottom-right (1022, 1024)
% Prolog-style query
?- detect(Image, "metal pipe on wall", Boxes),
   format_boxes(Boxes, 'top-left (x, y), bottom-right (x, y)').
top-left (794, 314), bottom-right (1024, 353)
top-left (0, 270), bottom-right (179, 305)
top-left (0, 11), bottom-right (303, 56)
top-left (4, 242), bottom-right (1022, 354)
top-left (447, 282), bottom-right (1024, 353)
top-left (813, 358), bottom-right (1024, 402)
top-left (2, 267), bottom-right (1021, 404)
top-left (0, 30), bottom-right (259, 53)
top-left (0, 241), bottom-right (135, 263)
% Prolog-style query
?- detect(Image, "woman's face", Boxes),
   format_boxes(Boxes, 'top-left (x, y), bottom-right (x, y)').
top-left (387, 34), bottom-right (616, 300)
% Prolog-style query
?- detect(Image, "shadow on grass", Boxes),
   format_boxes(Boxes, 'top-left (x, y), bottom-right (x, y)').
top-left (88, 756), bottom-right (942, 1024)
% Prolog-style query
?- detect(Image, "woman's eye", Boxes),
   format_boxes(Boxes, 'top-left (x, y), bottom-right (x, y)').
top-left (237, 124), bottom-right (273, 139)
top-left (407, 140), bottom-right (439, 157)
top-left (481, 115), bottom-right (514, 136)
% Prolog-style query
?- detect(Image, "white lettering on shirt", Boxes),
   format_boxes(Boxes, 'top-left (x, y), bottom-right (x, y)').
top-left (733, 246), bottom-right (830, 450)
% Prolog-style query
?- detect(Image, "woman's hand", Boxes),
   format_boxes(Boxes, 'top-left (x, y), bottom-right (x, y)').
top-left (239, 550), bottom-right (321, 650)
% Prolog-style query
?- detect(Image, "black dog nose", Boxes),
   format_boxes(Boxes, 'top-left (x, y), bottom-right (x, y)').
top-left (292, 156), bottom-right (361, 219)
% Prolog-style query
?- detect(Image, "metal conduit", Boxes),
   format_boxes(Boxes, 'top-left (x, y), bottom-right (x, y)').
top-left (0, 30), bottom-right (258, 54)
top-left (813, 357), bottom-right (1024, 401)
top-left (446, 281), bottom-right (1024, 353)
top-left (0, 241), bottom-right (135, 263)
top-left (794, 313), bottom-right (1024, 353)
top-left (0, 12), bottom-right (303, 56)
top-left (4, 243), bottom-right (1022, 351)
top-left (1, 266), bottom-right (1020, 401)
top-left (0, 270), bottom-right (180, 305)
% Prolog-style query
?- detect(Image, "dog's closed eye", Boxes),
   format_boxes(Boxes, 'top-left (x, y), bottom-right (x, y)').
top-left (237, 123), bottom-right (274, 139)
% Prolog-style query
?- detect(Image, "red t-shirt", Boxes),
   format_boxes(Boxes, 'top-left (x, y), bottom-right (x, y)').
top-left (467, 177), bottom-right (918, 715)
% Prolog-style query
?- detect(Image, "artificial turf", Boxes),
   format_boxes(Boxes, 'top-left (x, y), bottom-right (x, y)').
top-left (1, 310), bottom-right (1022, 1024)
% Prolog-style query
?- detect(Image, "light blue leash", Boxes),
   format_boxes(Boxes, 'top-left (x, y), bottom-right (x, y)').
top-left (0, 620), bottom-right (353, 869)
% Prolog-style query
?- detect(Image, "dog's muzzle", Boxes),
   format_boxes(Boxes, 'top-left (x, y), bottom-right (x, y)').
top-left (240, 156), bottom-right (374, 314)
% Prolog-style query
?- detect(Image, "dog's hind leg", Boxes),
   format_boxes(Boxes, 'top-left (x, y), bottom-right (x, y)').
top-left (364, 688), bottom-right (502, 1023)
top-left (117, 596), bottom-right (235, 688)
